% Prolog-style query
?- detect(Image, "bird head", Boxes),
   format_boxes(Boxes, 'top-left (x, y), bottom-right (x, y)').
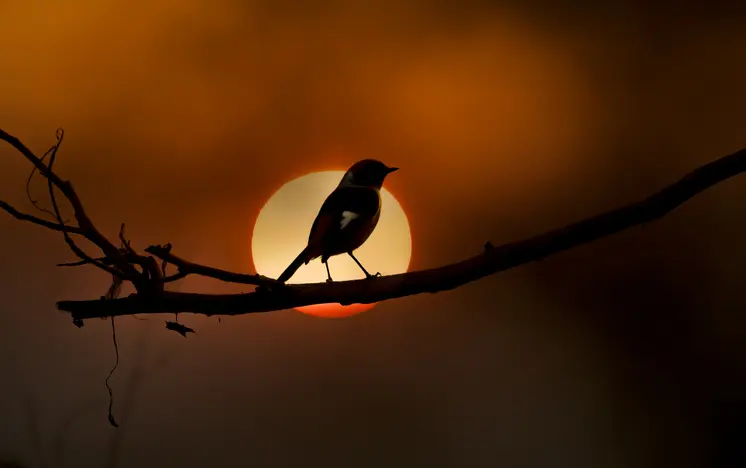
top-left (340, 159), bottom-right (398, 189)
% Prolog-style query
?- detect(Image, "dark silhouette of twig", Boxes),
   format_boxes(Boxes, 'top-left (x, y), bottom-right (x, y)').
top-left (0, 200), bottom-right (81, 233)
top-left (103, 234), bottom-right (129, 429)
top-left (0, 128), bottom-right (142, 283)
top-left (105, 317), bottom-right (120, 428)
top-left (2, 127), bottom-right (746, 322)
top-left (4, 335), bottom-right (170, 463)
top-left (103, 329), bottom-right (173, 468)
top-left (26, 142), bottom-right (62, 221)
top-left (144, 245), bottom-right (278, 286)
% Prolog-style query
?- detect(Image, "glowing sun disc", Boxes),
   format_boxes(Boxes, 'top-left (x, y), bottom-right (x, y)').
top-left (251, 171), bottom-right (411, 318)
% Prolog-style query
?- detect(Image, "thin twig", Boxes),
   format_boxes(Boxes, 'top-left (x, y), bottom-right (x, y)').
top-left (144, 245), bottom-right (280, 287)
top-left (1, 128), bottom-right (143, 284)
top-left (105, 316), bottom-right (120, 428)
top-left (44, 129), bottom-right (125, 279)
top-left (26, 143), bottom-right (63, 220)
top-left (0, 200), bottom-right (83, 233)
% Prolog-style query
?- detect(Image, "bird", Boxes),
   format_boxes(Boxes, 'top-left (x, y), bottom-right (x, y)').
top-left (277, 159), bottom-right (399, 284)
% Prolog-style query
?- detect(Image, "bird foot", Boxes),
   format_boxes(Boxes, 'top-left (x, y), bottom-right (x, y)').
top-left (326, 278), bottom-right (334, 283)
top-left (365, 272), bottom-right (382, 280)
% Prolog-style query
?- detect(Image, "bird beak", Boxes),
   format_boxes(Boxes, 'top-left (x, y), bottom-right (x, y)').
top-left (386, 166), bottom-right (399, 174)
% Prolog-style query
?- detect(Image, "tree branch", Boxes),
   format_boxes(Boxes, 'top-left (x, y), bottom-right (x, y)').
top-left (56, 147), bottom-right (746, 321)
top-left (144, 245), bottom-right (280, 287)
top-left (3, 126), bottom-right (746, 323)
top-left (0, 199), bottom-right (83, 233)
top-left (0, 128), bottom-right (143, 284)
top-left (43, 129), bottom-right (128, 279)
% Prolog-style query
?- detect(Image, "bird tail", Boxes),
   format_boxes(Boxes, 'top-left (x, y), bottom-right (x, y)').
top-left (277, 246), bottom-right (314, 283)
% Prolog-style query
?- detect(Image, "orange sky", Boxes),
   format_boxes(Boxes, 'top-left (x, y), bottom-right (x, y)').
top-left (2, 1), bottom-right (746, 467)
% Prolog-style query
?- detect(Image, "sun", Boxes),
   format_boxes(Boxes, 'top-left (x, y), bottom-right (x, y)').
top-left (251, 171), bottom-right (411, 318)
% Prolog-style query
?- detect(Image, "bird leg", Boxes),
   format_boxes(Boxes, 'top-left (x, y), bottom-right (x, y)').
top-left (324, 260), bottom-right (334, 283)
top-left (348, 252), bottom-right (380, 279)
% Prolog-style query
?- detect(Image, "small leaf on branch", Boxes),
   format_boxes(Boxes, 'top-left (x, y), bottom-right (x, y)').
top-left (165, 321), bottom-right (195, 337)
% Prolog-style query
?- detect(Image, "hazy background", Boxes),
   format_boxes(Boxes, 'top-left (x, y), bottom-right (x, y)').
top-left (2, 0), bottom-right (746, 466)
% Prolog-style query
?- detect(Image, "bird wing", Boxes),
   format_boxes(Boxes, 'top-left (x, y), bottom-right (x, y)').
top-left (307, 185), bottom-right (381, 256)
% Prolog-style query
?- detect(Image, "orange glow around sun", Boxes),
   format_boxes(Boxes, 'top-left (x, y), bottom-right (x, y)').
top-left (251, 171), bottom-right (412, 318)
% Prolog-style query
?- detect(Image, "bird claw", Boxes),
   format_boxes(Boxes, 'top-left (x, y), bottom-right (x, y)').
top-left (326, 278), bottom-right (334, 283)
top-left (366, 272), bottom-right (382, 280)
